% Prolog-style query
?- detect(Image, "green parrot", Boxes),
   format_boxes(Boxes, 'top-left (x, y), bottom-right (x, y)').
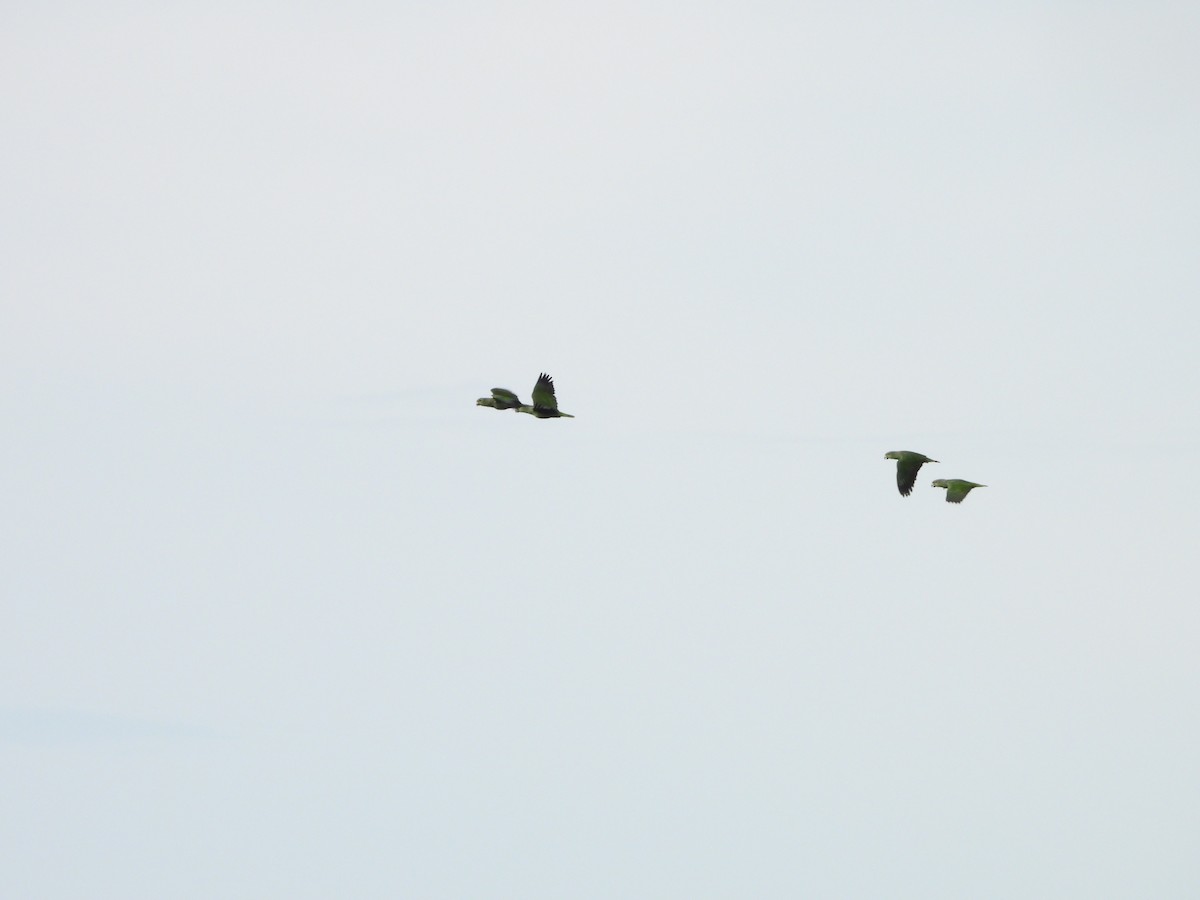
top-left (516, 373), bottom-right (574, 419)
top-left (476, 387), bottom-right (523, 410)
top-left (884, 451), bottom-right (938, 497)
top-left (931, 479), bottom-right (987, 503)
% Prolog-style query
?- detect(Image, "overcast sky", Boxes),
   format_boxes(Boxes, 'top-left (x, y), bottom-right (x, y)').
top-left (3, 3), bottom-right (1200, 897)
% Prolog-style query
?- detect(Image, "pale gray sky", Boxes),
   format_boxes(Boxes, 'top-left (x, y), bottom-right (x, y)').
top-left (3, 3), bottom-right (1199, 897)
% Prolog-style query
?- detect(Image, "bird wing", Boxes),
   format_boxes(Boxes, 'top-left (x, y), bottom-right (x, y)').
top-left (530, 373), bottom-right (559, 411)
top-left (896, 456), bottom-right (924, 496)
top-left (944, 481), bottom-right (971, 503)
top-left (491, 388), bottom-right (521, 405)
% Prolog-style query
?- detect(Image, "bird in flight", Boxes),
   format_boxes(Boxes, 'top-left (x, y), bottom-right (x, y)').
top-left (517, 373), bottom-right (574, 419)
top-left (884, 451), bottom-right (938, 497)
top-left (931, 479), bottom-right (987, 504)
top-left (476, 387), bottom-right (523, 410)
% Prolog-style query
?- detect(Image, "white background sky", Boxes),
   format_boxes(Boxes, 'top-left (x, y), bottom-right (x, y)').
top-left (3, 2), bottom-right (1199, 897)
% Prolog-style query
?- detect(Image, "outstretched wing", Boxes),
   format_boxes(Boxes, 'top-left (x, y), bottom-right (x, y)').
top-left (896, 457), bottom-right (924, 497)
top-left (944, 483), bottom-right (968, 503)
top-left (491, 388), bottom-right (522, 408)
top-left (530, 373), bottom-right (560, 411)
top-left (944, 480), bottom-right (984, 503)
